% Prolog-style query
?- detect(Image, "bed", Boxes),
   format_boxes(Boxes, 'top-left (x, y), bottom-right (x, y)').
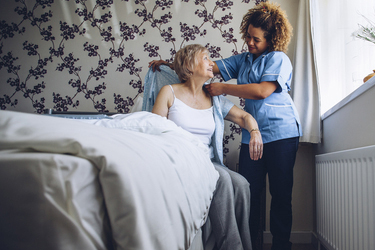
top-left (0, 109), bottom-right (218, 250)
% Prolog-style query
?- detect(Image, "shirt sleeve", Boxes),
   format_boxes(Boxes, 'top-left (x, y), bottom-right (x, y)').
top-left (260, 52), bottom-right (293, 92)
top-left (218, 95), bottom-right (234, 118)
top-left (215, 53), bottom-right (246, 81)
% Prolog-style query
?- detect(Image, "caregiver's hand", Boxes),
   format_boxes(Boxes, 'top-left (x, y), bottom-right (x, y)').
top-left (204, 82), bottom-right (225, 96)
top-left (148, 60), bottom-right (172, 72)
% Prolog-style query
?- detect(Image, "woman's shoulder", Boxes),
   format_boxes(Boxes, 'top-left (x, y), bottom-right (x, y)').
top-left (162, 83), bottom-right (185, 97)
top-left (158, 84), bottom-right (176, 107)
top-left (234, 51), bottom-right (251, 60)
top-left (214, 95), bottom-right (234, 108)
top-left (264, 51), bottom-right (292, 67)
top-left (160, 84), bottom-right (178, 95)
top-left (221, 51), bottom-right (249, 62)
top-left (161, 83), bottom-right (182, 89)
top-left (169, 83), bottom-right (184, 91)
top-left (265, 51), bottom-right (290, 60)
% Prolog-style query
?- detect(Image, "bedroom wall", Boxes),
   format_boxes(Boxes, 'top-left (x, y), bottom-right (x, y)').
top-left (0, 0), bottom-right (315, 242)
top-left (0, 0), bottom-right (268, 169)
top-left (0, 0), bottom-right (300, 170)
top-left (315, 76), bottom-right (375, 155)
top-left (313, 76), bottom-right (375, 241)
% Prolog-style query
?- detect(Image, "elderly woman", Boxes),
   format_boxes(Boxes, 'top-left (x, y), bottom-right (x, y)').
top-left (151, 44), bottom-right (263, 250)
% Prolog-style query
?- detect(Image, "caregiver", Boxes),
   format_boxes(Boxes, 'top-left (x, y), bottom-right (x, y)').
top-left (204, 2), bottom-right (302, 250)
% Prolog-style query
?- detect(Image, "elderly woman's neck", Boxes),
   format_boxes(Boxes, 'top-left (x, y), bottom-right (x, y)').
top-left (184, 77), bottom-right (207, 96)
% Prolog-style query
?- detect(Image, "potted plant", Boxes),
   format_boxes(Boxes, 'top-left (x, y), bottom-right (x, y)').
top-left (352, 14), bottom-right (375, 82)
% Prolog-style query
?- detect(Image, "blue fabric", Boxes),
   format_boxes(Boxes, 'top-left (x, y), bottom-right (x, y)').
top-left (142, 65), bottom-right (180, 112)
top-left (143, 65), bottom-right (234, 166)
top-left (216, 51), bottom-right (302, 144)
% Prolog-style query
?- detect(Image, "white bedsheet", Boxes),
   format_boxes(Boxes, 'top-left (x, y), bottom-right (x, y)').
top-left (0, 150), bottom-right (111, 250)
top-left (0, 110), bottom-right (219, 250)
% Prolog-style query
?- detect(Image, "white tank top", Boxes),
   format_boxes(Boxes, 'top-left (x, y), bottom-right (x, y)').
top-left (167, 85), bottom-right (215, 158)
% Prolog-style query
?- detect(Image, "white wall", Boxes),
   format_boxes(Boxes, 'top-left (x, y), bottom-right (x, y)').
top-left (316, 76), bottom-right (375, 155)
top-left (313, 76), bottom-right (375, 242)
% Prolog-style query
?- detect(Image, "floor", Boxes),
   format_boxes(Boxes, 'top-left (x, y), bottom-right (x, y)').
top-left (263, 244), bottom-right (316, 250)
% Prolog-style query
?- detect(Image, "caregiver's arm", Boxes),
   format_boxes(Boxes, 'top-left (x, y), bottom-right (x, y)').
top-left (205, 80), bottom-right (278, 100)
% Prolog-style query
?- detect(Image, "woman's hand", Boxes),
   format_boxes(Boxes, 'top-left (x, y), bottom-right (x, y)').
top-left (204, 82), bottom-right (225, 96)
top-left (249, 130), bottom-right (263, 161)
top-left (224, 105), bottom-right (263, 161)
top-left (148, 60), bottom-right (172, 72)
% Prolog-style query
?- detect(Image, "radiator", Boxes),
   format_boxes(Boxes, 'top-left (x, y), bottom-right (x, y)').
top-left (315, 145), bottom-right (375, 250)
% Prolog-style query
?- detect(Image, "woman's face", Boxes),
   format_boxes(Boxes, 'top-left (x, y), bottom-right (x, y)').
top-left (193, 51), bottom-right (214, 80)
top-left (245, 24), bottom-right (269, 58)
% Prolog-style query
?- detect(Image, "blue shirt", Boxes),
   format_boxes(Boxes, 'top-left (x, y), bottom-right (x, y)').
top-left (216, 51), bottom-right (302, 144)
top-left (143, 65), bottom-right (234, 166)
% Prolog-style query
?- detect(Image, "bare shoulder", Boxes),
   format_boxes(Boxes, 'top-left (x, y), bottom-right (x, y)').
top-left (157, 85), bottom-right (176, 107)
top-left (170, 83), bottom-right (184, 89)
top-left (158, 85), bottom-right (173, 98)
top-left (168, 83), bottom-right (185, 95)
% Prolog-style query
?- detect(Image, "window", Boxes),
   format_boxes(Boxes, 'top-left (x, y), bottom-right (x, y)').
top-left (311, 0), bottom-right (375, 115)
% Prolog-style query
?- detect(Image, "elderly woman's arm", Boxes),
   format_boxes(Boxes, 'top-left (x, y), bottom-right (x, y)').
top-left (152, 85), bottom-right (174, 117)
top-left (225, 105), bottom-right (263, 161)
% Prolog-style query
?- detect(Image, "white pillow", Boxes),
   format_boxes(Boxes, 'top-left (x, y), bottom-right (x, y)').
top-left (130, 95), bottom-right (143, 113)
top-left (81, 111), bottom-right (211, 156)
top-left (82, 111), bottom-right (176, 134)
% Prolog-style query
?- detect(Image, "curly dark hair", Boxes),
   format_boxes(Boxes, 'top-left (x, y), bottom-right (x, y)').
top-left (240, 1), bottom-right (292, 53)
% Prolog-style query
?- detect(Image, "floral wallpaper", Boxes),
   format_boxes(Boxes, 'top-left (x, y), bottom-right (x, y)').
top-left (0, 0), bottom-right (266, 169)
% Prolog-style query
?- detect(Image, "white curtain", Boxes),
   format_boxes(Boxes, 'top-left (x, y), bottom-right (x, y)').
top-left (310, 0), bottom-right (375, 115)
top-left (290, 0), bottom-right (321, 143)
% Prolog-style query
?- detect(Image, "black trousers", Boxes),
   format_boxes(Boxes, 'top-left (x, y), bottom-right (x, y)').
top-left (239, 137), bottom-right (299, 250)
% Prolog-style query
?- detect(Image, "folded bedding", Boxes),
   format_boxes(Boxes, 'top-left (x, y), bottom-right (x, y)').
top-left (0, 110), bottom-right (219, 250)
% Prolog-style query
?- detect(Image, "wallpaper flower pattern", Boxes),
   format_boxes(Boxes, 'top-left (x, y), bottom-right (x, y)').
top-left (0, 0), bottom-right (265, 168)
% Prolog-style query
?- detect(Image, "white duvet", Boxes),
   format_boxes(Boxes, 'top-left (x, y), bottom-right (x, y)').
top-left (0, 110), bottom-right (219, 250)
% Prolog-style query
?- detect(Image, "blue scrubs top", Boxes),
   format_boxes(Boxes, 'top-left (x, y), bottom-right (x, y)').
top-left (216, 51), bottom-right (302, 144)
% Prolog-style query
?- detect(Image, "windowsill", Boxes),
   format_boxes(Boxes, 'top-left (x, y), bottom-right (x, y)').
top-left (321, 75), bottom-right (375, 120)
